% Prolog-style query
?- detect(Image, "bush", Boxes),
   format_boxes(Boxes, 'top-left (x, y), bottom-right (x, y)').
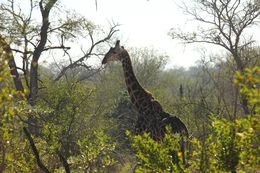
top-left (127, 128), bottom-right (185, 173)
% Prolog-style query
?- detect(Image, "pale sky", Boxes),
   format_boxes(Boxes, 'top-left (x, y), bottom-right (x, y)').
top-left (9, 0), bottom-right (260, 68)
top-left (62, 0), bottom-right (210, 68)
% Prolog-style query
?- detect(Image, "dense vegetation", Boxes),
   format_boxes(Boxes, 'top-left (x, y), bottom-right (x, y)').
top-left (0, 0), bottom-right (259, 172)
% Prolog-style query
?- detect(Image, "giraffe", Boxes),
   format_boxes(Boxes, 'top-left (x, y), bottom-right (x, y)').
top-left (102, 40), bottom-right (189, 165)
top-left (102, 40), bottom-right (188, 140)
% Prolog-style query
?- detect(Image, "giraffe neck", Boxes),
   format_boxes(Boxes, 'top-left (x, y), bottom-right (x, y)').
top-left (120, 51), bottom-right (152, 113)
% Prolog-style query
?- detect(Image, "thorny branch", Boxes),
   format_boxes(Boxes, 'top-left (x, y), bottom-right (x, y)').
top-left (54, 24), bottom-right (119, 81)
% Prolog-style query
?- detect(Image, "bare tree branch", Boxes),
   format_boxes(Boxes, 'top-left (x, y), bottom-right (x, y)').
top-left (43, 45), bottom-right (70, 51)
top-left (54, 24), bottom-right (119, 81)
top-left (170, 0), bottom-right (260, 114)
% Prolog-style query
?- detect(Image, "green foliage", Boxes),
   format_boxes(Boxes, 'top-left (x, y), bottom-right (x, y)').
top-left (128, 112), bottom-right (259, 173)
top-left (190, 117), bottom-right (239, 172)
top-left (0, 51), bottom-right (35, 172)
top-left (34, 77), bottom-right (118, 172)
top-left (234, 67), bottom-right (260, 113)
top-left (213, 118), bottom-right (239, 171)
top-left (235, 117), bottom-right (260, 172)
top-left (188, 115), bottom-right (260, 172)
top-left (126, 128), bottom-right (184, 173)
top-left (68, 130), bottom-right (116, 173)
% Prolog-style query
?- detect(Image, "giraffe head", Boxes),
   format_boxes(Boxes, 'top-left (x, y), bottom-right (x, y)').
top-left (102, 40), bottom-right (125, 64)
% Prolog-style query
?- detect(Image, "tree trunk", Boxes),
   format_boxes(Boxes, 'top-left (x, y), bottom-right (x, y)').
top-left (241, 97), bottom-right (250, 115)
top-left (233, 52), bottom-right (250, 115)
top-left (28, 0), bottom-right (58, 105)
top-left (29, 62), bottom-right (38, 106)
top-left (23, 127), bottom-right (51, 173)
top-left (0, 35), bottom-right (24, 92)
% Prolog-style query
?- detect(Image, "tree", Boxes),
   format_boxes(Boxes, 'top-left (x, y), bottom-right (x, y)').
top-left (0, 0), bottom-right (118, 172)
top-left (130, 47), bottom-right (168, 88)
top-left (169, 0), bottom-right (260, 114)
top-left (0, 0), bottom-right (118, 105)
